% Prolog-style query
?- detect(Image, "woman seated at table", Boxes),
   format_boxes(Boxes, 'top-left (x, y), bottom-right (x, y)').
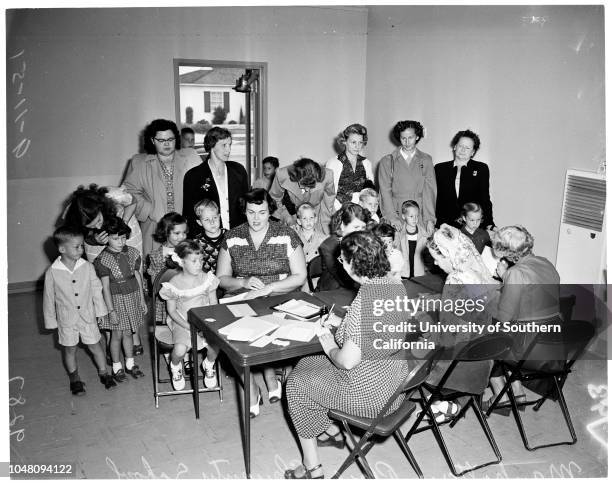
top-left (424, 224), bottom-right (500, 421)
top-left (284, 231), bottom-right (414, 479)
top-left (216, 188), bottom-right (307, 416)
top-left (317, 202), bottom-right (371, 292)
top-left (483, 225), bottom-right (562, 411)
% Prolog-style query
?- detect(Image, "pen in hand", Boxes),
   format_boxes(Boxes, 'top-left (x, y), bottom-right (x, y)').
top-left (320, 304), bottom-right (335, 328)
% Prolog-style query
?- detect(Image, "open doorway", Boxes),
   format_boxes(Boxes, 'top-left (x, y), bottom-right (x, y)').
top-left (173, 59), bottom-right (266, 183)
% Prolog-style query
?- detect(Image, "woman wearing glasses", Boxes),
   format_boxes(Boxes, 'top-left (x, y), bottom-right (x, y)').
top-left (182, 126), bottom-right (249, 236)
top-left (268, 158), bottom-right (336, 234)
top-left (123, 119), bottom-right (201, 257)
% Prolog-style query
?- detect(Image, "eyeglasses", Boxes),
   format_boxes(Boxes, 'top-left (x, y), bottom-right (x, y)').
top-left (154, 137), bottom-right (176, 144)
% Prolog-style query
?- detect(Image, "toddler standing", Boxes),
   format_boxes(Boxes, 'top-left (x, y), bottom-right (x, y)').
top-left (94, 216), bottom-right (147, 382)
top-left (43, 226), bottom-right (116, 394)
top-left (458, 202), bottom-right (491, 254)
top-left (193, 199), bottom-right (227, 274)
top-left (159, 241), bottom-right (220, 390)
top-left (395, 200), bottom-right (428, 278)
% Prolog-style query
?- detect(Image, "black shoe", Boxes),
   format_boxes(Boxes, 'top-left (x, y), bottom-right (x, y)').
top-left (113, 369), bottom-right (128, 383)
top-left (100, 373), bottom-right (117, 389)
top-left (70, 380), bottom-right (86, 395)
top-left (183, 359), bottom-right (193, 376)
top-left (133, 344), bottom-right (144, 356)
top-left (126, 365), bottom-right (145, 379)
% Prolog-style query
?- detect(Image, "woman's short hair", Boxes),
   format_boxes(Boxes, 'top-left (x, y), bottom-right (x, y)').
top-left (491, 225), bottom-right (534, 263)
top-left (331, 202), bottom-right (371, 237)
top-left (103, 216), bottom-right (131, 238)
top-left (339, 123), bottom-right (368, 147)
top-left (341, 231), bottom-right (390, 278)
top-left (153, 212), bottom-right (188, 243)
top-left (287, 158), bottom-right (324, 189)
top-left (204, 126), bottom-right (231, 153)
top-left (262, 156), bottom-right (279, 169)
top-left (63, 184), bottom-right (117, 227)
top-left (392, 120), bottom-right (424, 144)
top-left (450, 129), bottom-right (481, 154)
top-left (144, 119), bottom-right (181, 154)
top-left (240, 188), bottom-right (277, 214)
top-left (372, 222), bottom-right (396, 239)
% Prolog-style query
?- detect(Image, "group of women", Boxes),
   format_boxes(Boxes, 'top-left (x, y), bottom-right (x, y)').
top-left (60, 117), bottom-right (560, 479)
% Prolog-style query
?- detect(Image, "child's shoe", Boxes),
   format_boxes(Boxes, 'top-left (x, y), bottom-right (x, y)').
top-left (113, 369), bottom-right (128, 383)
top-left (126, 364), bottom-right (145, 379)
top-left (202, 360), bottom-right (218, 388)
top-left (70, 380), bottom-right (86, 395)
top-left (99, 373), bottom-right (117, 389)
top-left (170, 363), bottom-right (185, 390)
top-left (133, 344), bottom-right (144, 356)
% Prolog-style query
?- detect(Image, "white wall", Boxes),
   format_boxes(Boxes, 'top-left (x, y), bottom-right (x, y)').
top-left (364, 5), bottom-right (605, 262)
top-left (6, 6), bottom-right (368, 284)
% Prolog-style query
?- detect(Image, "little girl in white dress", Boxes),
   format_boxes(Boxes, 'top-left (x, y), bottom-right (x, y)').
top-left (159, 240), bottom-right (219, 391)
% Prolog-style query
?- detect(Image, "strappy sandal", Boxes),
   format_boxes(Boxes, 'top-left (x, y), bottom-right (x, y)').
top-left (284, 463), bottom-right (324, 479)
top-left (431, 401), bottom-right (460, 424)
top-left (481, 397), bottom-right (511, 416)
top-left (316, 430), bottom-right (345, 448)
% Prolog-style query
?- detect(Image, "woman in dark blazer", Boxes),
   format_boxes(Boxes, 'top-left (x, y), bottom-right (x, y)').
top-left (183, 127), bottom-right (249, 234)
top-left (434, 129), bottom-right (494, 229)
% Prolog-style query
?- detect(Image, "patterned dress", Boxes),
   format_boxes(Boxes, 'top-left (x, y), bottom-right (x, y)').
top-left (147, 245), bottom-right (175, 323)
top-left (94, 246), bottom-right (144, 332)
top-left (221, 221), bottom-right (302, 294)
top-left (286, 278), bottom-right (413, 439)
top-left (194, 228), bottom-right (227, 274)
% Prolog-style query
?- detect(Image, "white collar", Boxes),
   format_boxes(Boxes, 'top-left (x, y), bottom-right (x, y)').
top-left (453, 159), bottom-right (469, 168)
top-left (52, 257), bottom-right (86, 273)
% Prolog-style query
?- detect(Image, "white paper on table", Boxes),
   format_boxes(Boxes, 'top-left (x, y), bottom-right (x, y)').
top-left (220, 292), bottom-right (249, 304)
top-left (270, 322), bottom-right (317, 342)
top-left (219, 316), bottom-right (279, 342)
top-left (273, 299), bottom-right (322, 319)
top-left (250, 335), bottom-right (274, 347)
top-left (227, 303), bottom-right (257, 317)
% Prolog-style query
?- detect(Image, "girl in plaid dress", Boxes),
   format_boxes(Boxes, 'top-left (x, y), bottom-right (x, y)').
top-left (95, 217), bottom-right (147, 382)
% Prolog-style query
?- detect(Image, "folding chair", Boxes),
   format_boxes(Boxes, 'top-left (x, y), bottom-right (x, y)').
top-left (151, 267), bottom-right (223, 408)
top-left (485, 319), bottom-right (595, 450)
top-left (405, 334), bottom-right (514, 477)
top-left (306, 255), bottom-right (323, 292)
top-left (329, 348), bottom-right (443, 479)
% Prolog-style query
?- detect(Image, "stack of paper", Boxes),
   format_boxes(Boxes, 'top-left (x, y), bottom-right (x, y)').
top-left (219, 316), bottom-right (279, 342)
top-left (273, 299), bottom-right (322, 319)
top-left (270, 321), bottom-right (317, 342)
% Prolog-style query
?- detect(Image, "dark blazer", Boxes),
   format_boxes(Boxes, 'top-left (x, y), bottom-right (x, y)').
top-left (183, 157), bottom-right (249, 234)
top-left (434, 159), bottom-right (494, 229)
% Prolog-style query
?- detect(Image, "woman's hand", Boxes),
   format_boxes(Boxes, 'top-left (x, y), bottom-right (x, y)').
top-left (317, 328), bottom-right (336, 353)
top-left (426, 221), bottom-right (435, 236)
top-left (496, 259), bottom-right (510, 278)
top-left (109, 310), bottom-right (119, 325)
top-left (243, 286), bottom-right (272, 300)
top-left (140, 297), bottom-right (148, 314)
top-left (241, 276), bottom-right (266, 290)
top-left (322, 313), bottom-right (342, 328)
top-left (94, 231), bottom-right (109, 245)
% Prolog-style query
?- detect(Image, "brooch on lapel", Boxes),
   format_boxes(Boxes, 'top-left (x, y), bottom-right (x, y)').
top-left (201, 177), bottom-right (213, 191)
top-left (473, 170), bottom-right (478, 176)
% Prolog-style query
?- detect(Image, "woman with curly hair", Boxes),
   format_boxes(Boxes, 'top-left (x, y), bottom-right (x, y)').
top-left (483, 225), bottom-right (562, 411)
top-left (284, 231), bottom-right (414, 479)
top-left (326, 123), bottom-right (374, 211)
top-left (378, 120), bottom-right (437, 234)
top-left (268, 158), bottom-right (336, 234)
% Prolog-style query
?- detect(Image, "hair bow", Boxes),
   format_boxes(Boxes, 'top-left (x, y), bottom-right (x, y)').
top-left (170, 252), bottom-right (183, 267)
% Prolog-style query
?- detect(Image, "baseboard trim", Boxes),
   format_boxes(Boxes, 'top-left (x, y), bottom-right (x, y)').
top-left (8, 280), bottom-right (43, 294)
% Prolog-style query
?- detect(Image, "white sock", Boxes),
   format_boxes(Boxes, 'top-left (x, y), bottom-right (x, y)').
top-left (112, 362), bottom-right (123, 373)
top-left (203, 358), bottom-right (215, 370)
top-left (183, 353), bottom-right (190, 362)
top-left (170, 361), bottom-right (182, 371)
top-left (125, 357), bottom-right (134, 370)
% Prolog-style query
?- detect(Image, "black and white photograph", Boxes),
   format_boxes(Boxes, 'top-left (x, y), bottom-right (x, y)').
top-left (4, 2), bottom-right (608, 480)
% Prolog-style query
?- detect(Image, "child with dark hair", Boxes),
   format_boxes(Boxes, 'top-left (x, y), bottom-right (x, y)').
top-left (44, 226), bottom-right (116, 394)
top-left (371, 222), bottom-right (404, 280)
top-left (94, 217), bottom-right (147, 382)
top-left (159, 240), bottom-right (220, 390)
top-left (193, 199), bottom-right (226, 273)
top-left (253, 156), bottom-right (279, 191)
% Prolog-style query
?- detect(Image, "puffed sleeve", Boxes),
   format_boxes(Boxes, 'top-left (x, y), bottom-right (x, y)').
top-left (93, 256), bottom-right (110, 278)
top-left (205, 272), bottom-right (220, 292)
top-left (43, 269), bottom-right (58, 329)
top-left (88, 262), bottom-right (108, 317)
top-left (159, 282), bottom-right (180, 300)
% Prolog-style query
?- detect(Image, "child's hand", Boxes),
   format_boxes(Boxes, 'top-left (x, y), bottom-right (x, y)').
top-left (426, 221), bottom-right (435, 236)
top-left (96, 316), bottom-right (106, 325)
top-left (141, 299), bottom-right (148, 314)
top-left (109, 310), bottom-right (119, 325)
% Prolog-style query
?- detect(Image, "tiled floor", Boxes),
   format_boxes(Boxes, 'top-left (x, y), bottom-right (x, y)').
top-left (8, 291), bottom-right (608, 479)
